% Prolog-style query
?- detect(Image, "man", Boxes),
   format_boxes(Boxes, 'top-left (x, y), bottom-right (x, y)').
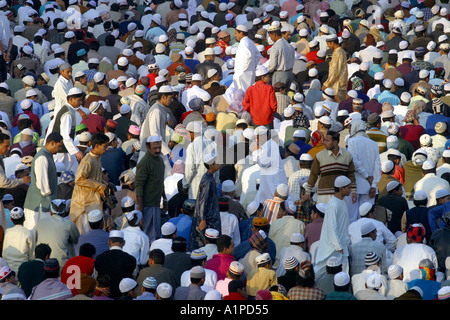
top-left (414, 160), bottom-right (450, 207)
top-left (2, 207), bottom-right (35, 273)
top-left (303, 131), bottom-right (357, 206)
top-left (150, 222), bottom-right (177, 256)
top-left (322, 34), bottom-right (348, 102)
top-left (189, 152), bottom-right (221, 251)
top-left (28, 258), bottom-right (73, 300)
top-left (140, 85), bottom-right (175, 157)
top-left (135, 135), bottom-right (166, 243)
top-left (346, 119), bottom-right (381, 222)
top-left (194, 48), bottom-right (222, 82)
top-left (122, 209), bottom-right (150, 268)
top-left (53, 62), bottom-right (74, 113)
top-left (0, 132), bottom-right (31, 231)
top-left (23, 132), bottom-right (63, 231)
top-left (174, 266), bottom-right (207, 300)
top-left (231, 24), bottom-right (261, 92)
top-left (94, 230), bottom-right (137, 300)
top-left (17, 243), bottom-right (51, 298)
top-left (136, 248), bottom-right (180, 294)
top-left (314, 176), bottom-right (352, 279)
top-left (35, 200), bottom-right (80, 268)
top-left (392, 224), bottom-right (438, 282)
top-left (205, 234), bottom-right (236, 281)
top-left (267, 24), bottom-right (295, 87)
top-left (348, 220), bottom-right (388, 277)
top-left (70, 133), bottom-right (109, 235)
top-left (76, 209), bottom-right (110, 259)
top-left (45, 87), bottom-right (85, 173)
top-left (242, 65), bottom-right (277, 128)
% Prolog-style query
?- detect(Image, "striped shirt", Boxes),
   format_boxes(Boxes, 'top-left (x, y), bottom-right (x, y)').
top-left (366, 127), bottom-right (388, 153)
top-left (263, 197), bottom-right (284, 225)
top-left (288, 168), bottom-right (311, 201)
top-left (287, 286), bottom-right (325, 300)
top-left (306, 148), bottom-right (357, 196)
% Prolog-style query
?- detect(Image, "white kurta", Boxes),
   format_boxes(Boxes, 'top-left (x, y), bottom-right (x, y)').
top-left (414, 173), bottom-right (450, 207)
top-left (149, 238), bottom-right (173, 256)
top-left (348, 217), bottom-right (397, 253)
top-left (2, 225), bottom-right (35, 273)
top-left (231, 36), bottom-right (261, 92)
top-left (392, 242), bottom-right (439, 282)
top-left (219, 211), bottom-right (241, 247)
top-left (53, 76), bottom-right (74, 114)
top-left (275, 245), bottom-right (311, 277)
top-left (253, 139), bottom-right (288, 205)
top-left (180, 268), bottom-right (217, 293)
top-left (313, 195), bottom-right (350, 278)
top-left (122, 226), bottom-right (150, 266)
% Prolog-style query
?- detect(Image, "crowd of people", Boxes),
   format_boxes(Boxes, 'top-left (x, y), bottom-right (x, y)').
top-left (0, 0), bottom-right (449, 302)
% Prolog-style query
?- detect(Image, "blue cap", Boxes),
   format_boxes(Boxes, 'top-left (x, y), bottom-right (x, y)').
top-left (76, 48), bottom-right (87, 57)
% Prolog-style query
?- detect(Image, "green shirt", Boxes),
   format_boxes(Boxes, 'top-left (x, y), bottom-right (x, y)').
top-left (325, 291), bottom-right (357, 300)
top-left (135, 151), bottom-right (165, 207)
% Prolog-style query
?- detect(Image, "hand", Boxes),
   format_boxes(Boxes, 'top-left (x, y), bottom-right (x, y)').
top-left (5, 51), bottom-right (10, 62)
top-left (22, 175), bottom-right (31, 184)
top-left (198, 220), bottom-right (207, 231)
top-left (369, 187), bottom-right (377, 199)
top-left (351, 192), bottom-right (357, 204)
top-left (337, 249), bottom-right (343, 254)
top-left (366, 176), bottom-right (373, 186)
top-left (77, 108), bottom-right (88, 119)
top-left (75, 151), bottom-right (84, 161)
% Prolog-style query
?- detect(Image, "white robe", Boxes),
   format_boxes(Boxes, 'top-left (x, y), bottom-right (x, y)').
top-left (53, 76), bottom-right (74, 114)
top-left (313, 195), bottom-right (350, 278)
top-left (231, 36), bottom-right (261, 92)
top-left (253, 139), bottom-right (288, 205)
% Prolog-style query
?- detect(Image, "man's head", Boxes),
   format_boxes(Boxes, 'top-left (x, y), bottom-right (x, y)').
top-left (217, 234), bottom-right (234, 255)
top-left (323, 130), bottom-right (339, 151)
top-left (45, 132), bottom-right (64, 154)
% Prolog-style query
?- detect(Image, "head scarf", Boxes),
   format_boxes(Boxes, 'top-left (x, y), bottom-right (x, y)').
top-left (310, 130), bottom-right (323, 147)
top-left (351, 77), bottom-right (364, 91)
top-left (249, 231), bottom-right (268, 254)
top-left (349, 119), bottom-right (369, 139)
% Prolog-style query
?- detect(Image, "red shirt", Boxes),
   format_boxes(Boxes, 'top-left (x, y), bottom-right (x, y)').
top-left (399, 124), bottom-right (424, 150)
top-left (205, 253), bottom-right (235, 281)
top-left (243, 81), bottom-right (277, 126)
top-left (81, 113), bottom-right (107, 134)
top-left (224, 292), bottom-right (247, 300)
top-left (14, 110), bottom-right (40, 134)
top-left (60, 255), bottom-right (96, 296)
top-left (147, 73), bottom-right (158, 88)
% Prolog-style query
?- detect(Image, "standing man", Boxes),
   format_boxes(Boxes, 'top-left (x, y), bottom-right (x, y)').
top-left (135, 135), bottom-right (166, 243)
top-left (313, 176), bottom-right (352, 279)
top-left (267, 24), bottom-right (295, 88)
top-left (189, 153), bottom-right (221, 252)
top-left (0, 132), bottom-right (30, 231)
top-left (346, 119), bottom-right (381, 223)
top-left (231, 25), bottom-right (261, 92)
top-left (302, 131), bottom-right (357, 206)
top-left (322, 34), bottom-right (348, 103)
top-left (46, 87), bottom-right (84, 173)
top-left (23, 132), bottom-right (63, 231)
top-left (70, 133), bottom-right (109, 235)
top-left (53, 63), bottom-right (74, 113)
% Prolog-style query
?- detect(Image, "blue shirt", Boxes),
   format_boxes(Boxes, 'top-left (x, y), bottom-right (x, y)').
top-left (239, 217), bottom-right (255, 243)
top-left (408, 279), bottom-right (441, 300)
top-left (425, 114), bottom-right (450, 138)
top-left (368, 64), bottom-right (384, 77)
top-left (294, 140), bottom-right (312, 159)
top-left (169, 214), bottom-right (192, 247)
top-left (15, 100), bottom-right (45, 119)
top-left (233, 237), bottom-right (277, 263)
top-left (375, 90), bottom-right (400, 106)
top-left (101, 147), bottom-right (127, 185)
top-left (428, 202), bottom-right (450, 233)
top-left (77, 229), bottom-right (110, 259)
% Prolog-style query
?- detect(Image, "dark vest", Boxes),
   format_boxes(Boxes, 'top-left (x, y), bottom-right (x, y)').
top-left (51, 105), bottom-right (76, 153)
top-left (23, 147), bottom-right (57, 212)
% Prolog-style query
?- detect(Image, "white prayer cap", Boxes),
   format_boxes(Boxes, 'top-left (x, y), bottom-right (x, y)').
top-left (125, 210), bottom-right (143, 224)
top-left (161, 221), bottom-right (176, 236)
top-left (186, 121), bottom-right (202, 133)
top-left (327, 256), bottom-right (342, 267)
top-left (10, 207), bottom-right (24, 220)
top-left (222, 180), bottom-right (235, 193)
top-left (0, 82), bottom-right (8, 91)
top-left (151, 14), bottom-right (162, 24)
top-left (413, 190), bottom-right (428, 201)
top-left (290, 233), bottom-right (305, 243)
top-left (108, 79), bottom-right (120, 90)
top-left (437, 193), bottom-right (450, 210)
top-left (23, 45), bottom-right (33, 55)
top-left (422, 159), bottom-right (436, 170)
top-left (308, 68), bottom-right (318, 77)
top-left (65, 31), bottom-right (75, 38)
top-left (155, 43), bottom-right (165, 54)
top-left (283, 256), bottom-right (299, 270)
top-left (118, 57), bottom-right (129, 67)
top-left (146, 135), bottom-right (161, 143)
top-left (93, 72), bottom-right (105, 83)
top-left (293, 130), bottom-right (306, 138)
top-left (386, 180), bottom-right (400, 192)
top-left (247, 201), bottom-right (259, 216)
top-left (374, 72), bottom-right (384, 81)
top-left (109, 230), bottom-right (124, 239)
top-left (366, 273), bottom-right (382, 289)
top-left (319, 115), bottom-right (331, 125)
top-left (419, 69), bottom-right (430, 79)
top-left (314, 105), bottom-right (325, 117)
top-left (299, 29), bottom-right (309, 37)
top-left (192, 73), bottom-right (203, 81)
top-left (88, 209), bottom-right (103, 223)
top-left (276, 183), bottom-right (289, 197)
top-left (204, 228), bottom-right (219, 239)
top-left (156, 283), bottom-right (172, 299)
top-left (203, 153), bottom-right (217, 165)
top-left (254, 126), bottom-right (268, 136)
top-left (119, 278), bottom-right (137, 293)
top-left (255, 65), bottom-right (269, 77)
top-left (20, 99), bottom-right (33, 111)
top-left (283, 106), bottom-right (295, 117)
top-left (419, 134), bottom-right (432, 146)
top-left (158, 85), bottom-right (173, 94)
top-left (121, 195), bottom-right (134, 208)
top-left (360, 61), bottom-right (370, 71)
top-left (334, 272), bottom-right (350, 286)
top-left (443, 150), bottom-right (450, 158)
top-left (125, 78), bottom-right (137, 87)
top-left (207, 68), bottom-right (218, 78)
top-left (334, 176), bottom-right (351, 188)
top-left (359, 202), bottom-right (373, 217)
top-left (255, 252), bottom-right (271, 265)
top-left (360, 221), bottom-right (376, 235)
top-left (388, 265), bottom-right (403, 279)
top-left (135, 30), bottom-right (144, 38)
top-left (242, 128), bottom-right (254, 140)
